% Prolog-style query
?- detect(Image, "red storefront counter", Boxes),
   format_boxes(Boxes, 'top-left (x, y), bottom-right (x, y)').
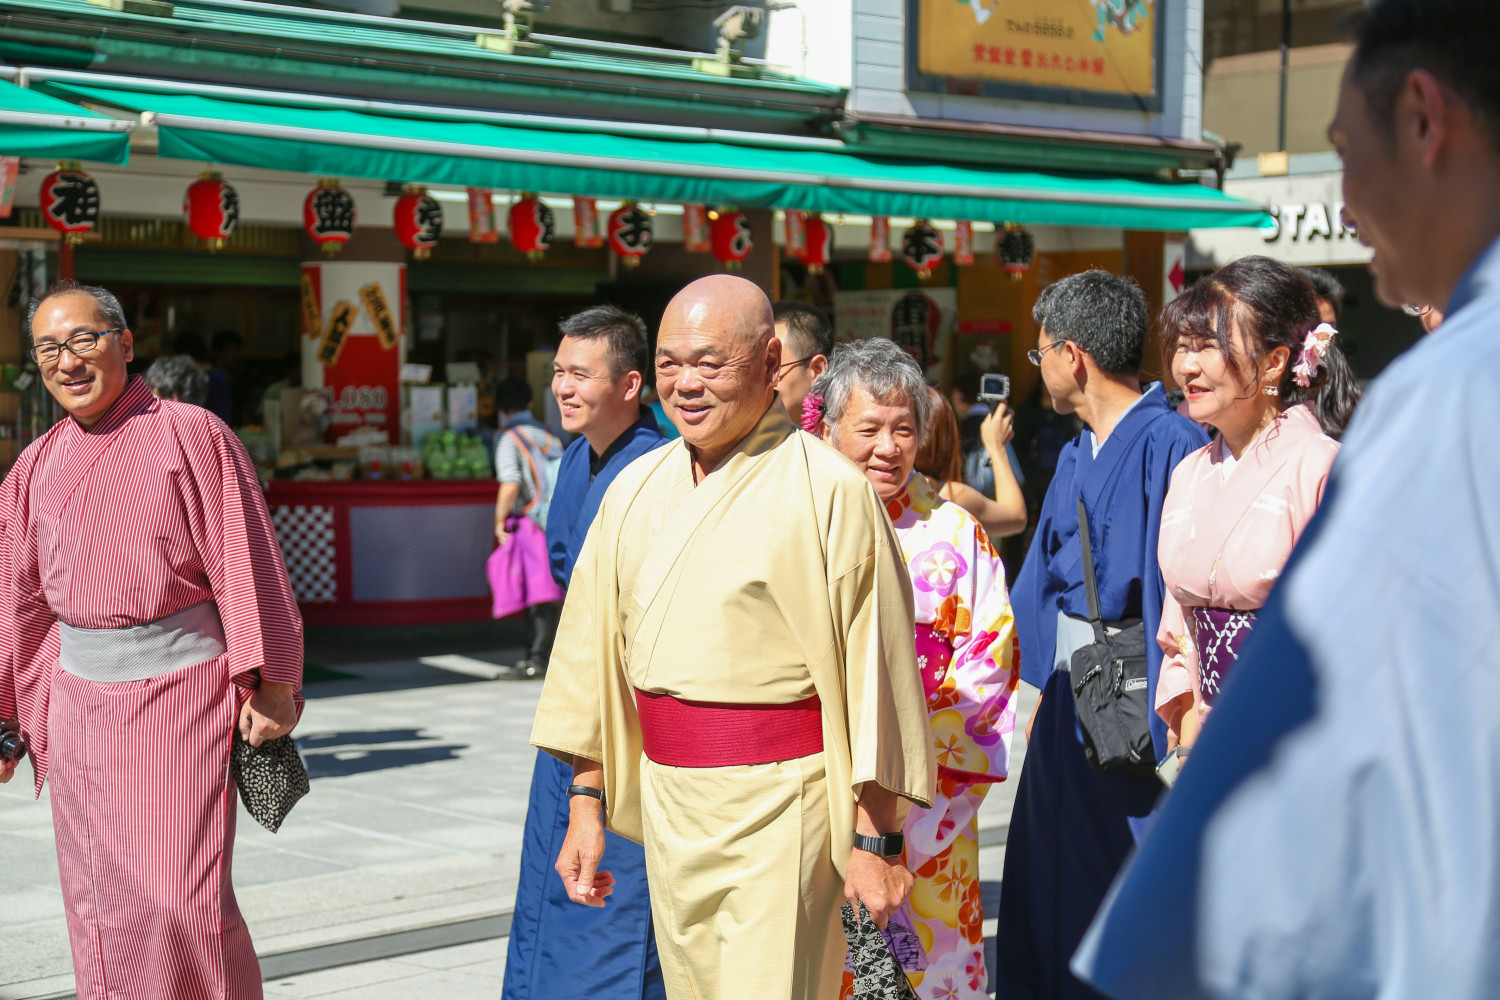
top-left (266, 479), bottom-right (498, 627)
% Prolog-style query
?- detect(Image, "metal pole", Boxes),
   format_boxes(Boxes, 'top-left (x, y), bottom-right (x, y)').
top-left (1279, 0), bottom-right (1291, 152)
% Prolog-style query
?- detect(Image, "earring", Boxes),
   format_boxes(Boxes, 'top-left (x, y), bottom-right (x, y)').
top-left (1262, 385), bottom-right (1280, 397)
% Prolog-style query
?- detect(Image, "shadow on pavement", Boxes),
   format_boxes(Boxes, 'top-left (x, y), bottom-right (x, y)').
top-left (297, 729), bottom-right (469, 778)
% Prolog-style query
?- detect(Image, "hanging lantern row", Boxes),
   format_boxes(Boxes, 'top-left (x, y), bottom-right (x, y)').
top-left (394, 185), bottom-right (443, 259)
top-left (39, 162), bottom-right (100, 245)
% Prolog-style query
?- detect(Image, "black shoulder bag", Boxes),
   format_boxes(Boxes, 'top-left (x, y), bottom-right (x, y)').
top-left (1069, 497), bottom-right (1157, 776)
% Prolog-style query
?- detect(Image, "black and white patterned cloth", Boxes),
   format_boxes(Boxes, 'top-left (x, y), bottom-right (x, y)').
top-left (841, 902), bottom-right (919, 1000)
top-left (230, 732), bottom-right (310, 833)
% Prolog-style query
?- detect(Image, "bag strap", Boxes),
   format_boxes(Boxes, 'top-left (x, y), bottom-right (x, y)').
top-left (1076, 496), bottom-right (1108, 644)
top-left (506, 428), bottom-right (544, 514)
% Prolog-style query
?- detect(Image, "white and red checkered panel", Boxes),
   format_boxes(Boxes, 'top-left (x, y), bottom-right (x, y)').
top-left (271, 504), bottom-right (337, 604)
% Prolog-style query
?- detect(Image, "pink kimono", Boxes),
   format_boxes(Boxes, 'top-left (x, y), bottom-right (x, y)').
top-left (0, 377), bottom-right (303, 999)
top-left (842, 475), bottom-right (1018, 1000)
top-left (1156, 403), bottom-right (1337, 731)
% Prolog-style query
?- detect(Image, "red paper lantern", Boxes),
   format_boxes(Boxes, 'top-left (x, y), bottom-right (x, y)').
top-left (393, 186), bottom-right (443, 260)
top-left (802, 213), bottom-right (833, 274)
top-left (709, 210), bottom-right (753, 270)
top-left (39, 162), bottom-right (99, 245)
top-left (997, 223), bottom-right (1037, 281)
top-left (304, 179), bottom-right (356, 255)
top-left (183, 173), bottom-right (239, 249)
top-left (607, 202), bottom-right (653, 267)
top-left (509, 194), bottom-right (555, 262)
top-left (901, 219), bottom-right (944, 278)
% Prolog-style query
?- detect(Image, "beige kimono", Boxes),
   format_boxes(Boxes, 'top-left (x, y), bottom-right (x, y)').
top-left (532, 401), bottom-right (936, 1000)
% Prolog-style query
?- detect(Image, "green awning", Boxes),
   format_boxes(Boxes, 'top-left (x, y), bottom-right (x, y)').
top-left (0, 79), bottom-right (132, 164)
top-left (40, 80), bottom-right (1268, 231)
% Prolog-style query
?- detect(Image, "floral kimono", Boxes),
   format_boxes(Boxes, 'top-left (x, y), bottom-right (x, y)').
top-left (842, 475), bottom-right (1019, 1000)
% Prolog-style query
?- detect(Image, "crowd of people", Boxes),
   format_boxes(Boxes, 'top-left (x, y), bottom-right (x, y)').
top-left (0, 1), bottom-right (1497, 998)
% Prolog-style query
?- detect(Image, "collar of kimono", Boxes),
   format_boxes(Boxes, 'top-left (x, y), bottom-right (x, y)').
top-left (885, 473), bottom-right (942, 522)
top-left (688, 398), bottom-right (794, 485)
top-left (65, 375), bottom-right (153, 438)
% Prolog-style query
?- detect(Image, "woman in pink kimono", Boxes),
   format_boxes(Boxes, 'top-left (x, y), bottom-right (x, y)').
top-left (1156, 256), bottom-right (1360, 758)
top-left (807, 338), bottom-right (1018, 1000)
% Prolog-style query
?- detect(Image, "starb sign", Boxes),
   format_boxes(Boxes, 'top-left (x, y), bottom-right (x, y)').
top-left (1262, 202), bottom-right (1356, 243)
top-left (1190, 170), bottom-right (1373, 269)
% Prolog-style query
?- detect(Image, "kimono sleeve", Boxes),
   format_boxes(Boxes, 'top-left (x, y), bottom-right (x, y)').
top-left (531, 510), bottom-right (608, 766)
top-left (0, 453), bottom-right (60, 792)
top-left (832, 484), bottom-right (935, 809)
top-left (938, 514), bottom-right (1019, 784)
top-left (1155, 588), bottom-right (1198, 731)
top-left (184, 415), bottom-right (303, 688)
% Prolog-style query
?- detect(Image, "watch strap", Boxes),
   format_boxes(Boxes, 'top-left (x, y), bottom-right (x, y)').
top-left (852, 831), bottom-right (904, 858)
top-left (567, 784), bottom-right (606, 806)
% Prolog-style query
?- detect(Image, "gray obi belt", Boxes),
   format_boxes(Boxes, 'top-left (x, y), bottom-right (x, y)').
top-left (59, 601), bottom-right (227, 683)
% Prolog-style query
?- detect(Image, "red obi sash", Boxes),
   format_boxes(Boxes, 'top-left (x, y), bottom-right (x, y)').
top-left (634, 690), bottom-right (824, 768)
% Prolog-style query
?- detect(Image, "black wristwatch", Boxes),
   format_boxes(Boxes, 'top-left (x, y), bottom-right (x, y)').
top-left (853, 831), bottom-right (904, 858)
top-left (567, 784), bottom-right (606, 807)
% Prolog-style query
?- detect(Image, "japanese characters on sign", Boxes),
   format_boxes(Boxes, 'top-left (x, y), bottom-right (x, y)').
top-left (467, 188), bottom-right (499, 243)
top-left (394, 187), bottom-right (443, 259)
top-left (509, 194), bottom-right (555, 261)
top-left (901, 219), bottom-right (945, 278)
top-left (300, 273), bottom-right (322, 340)
top-left (183, 173), bottom-right (240, 248)
top-left (913, 0), bottom-right (1158, 107)
top-left (318, 300), bottom-right (358, 366)
top-left (709, 210), bottom-right (753, 270)
top-left (573, 196), bottom-right (602, 248)
top-left (997, 223), bottom-right (1037, 280)
top-left (607, 202), bottom-right (653, 267)
top-left (304, 179), bottom-right (357, 254)
top-left (682, 204), bottom-right (709, 253)
top-left (359, 282), bottom-right (400, 351)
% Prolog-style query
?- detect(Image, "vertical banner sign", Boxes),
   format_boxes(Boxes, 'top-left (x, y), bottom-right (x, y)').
top-left (467, 188), bottom-right (498, 243)
top-left (784, 210), bottom-right (808, 260)
top-left (682, 204), bottom-right (710, 253)
top-left (869, 216), bottom-right (892, 263)
top-left (318, 300), bottom-right (358, 366)
top-left (1163, 238), bottom-right (1187, 304)
top-left (572, 196), bottom-right (602, 248)
top-left (0, 157), bottom-right (18, 219)
top-left (953, 221), bottom-right (975, 266)
top-left (300, 272), bottom-right (322, 339)
top-left (359, 282), bottom-right (400, 350)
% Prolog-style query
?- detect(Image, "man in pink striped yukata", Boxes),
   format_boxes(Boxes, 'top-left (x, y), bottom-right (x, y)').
top-left (0, 280), bottom-right (302, 1000)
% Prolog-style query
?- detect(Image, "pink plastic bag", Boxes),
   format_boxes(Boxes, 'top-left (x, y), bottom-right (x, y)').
top-left (487, 516), bottom-right (565, 619)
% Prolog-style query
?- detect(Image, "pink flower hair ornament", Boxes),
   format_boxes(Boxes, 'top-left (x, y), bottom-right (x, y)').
top-left (1292, 322), bottom-right (1338, 388)
top-left (799, 391), bottom-right (825, 433)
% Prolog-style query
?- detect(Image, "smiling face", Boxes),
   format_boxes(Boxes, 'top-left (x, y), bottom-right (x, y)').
top-left (1170, 310), bottom-right (1285, 434)
top-left (552, 334), bottom-right (638, 436)
top-left (654, 279), bottom-right (779, 466)
top-left (826, 385), bottom-right (920, 502)
top-left (31, 291), bottom-right (133, 428)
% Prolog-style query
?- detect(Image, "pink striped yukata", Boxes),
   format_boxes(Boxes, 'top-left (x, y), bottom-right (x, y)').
top-left (0, 376), bottom-right (303, 1000)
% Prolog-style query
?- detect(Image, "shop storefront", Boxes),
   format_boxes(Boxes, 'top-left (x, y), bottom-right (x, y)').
top-left (0, 0), bottom-right (1267, 623)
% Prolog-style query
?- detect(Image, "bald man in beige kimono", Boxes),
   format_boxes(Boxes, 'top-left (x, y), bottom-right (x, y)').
top-left (531, 275), bottom-right (935, 1000)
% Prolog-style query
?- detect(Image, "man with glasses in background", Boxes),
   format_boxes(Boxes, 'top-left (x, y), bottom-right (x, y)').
top-left (771, 300), bottom-right (832, 424)
top-left (0, 280), bottom-right (302, 1000)
top-left (993, 270), bottom-right (1207, 1000)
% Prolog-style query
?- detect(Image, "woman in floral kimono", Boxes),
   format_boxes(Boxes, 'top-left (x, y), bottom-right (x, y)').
top-left (1156, 256), bottom-right (1359, 758)
top-left (806, 339), bottom-right (1018, 1000)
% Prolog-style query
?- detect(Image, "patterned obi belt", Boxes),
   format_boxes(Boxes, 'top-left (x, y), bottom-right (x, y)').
top-left (634, 690), bottom-right (823, 768)
top-left (58, 601), bottom-right (226, 684)
top-left (1189, 606), bottom-right (1258, 707)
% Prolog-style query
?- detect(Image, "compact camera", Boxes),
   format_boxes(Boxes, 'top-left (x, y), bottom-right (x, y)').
top-left (0, 717), bottom-right (27, 764)
top-left (978, 373), bottom-right (1011, 405)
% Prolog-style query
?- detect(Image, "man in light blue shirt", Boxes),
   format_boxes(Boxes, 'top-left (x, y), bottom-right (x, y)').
top-left (1076, 2), bottom-right (1500, 997)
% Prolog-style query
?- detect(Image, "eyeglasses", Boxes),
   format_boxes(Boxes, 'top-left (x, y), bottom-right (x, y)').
top-left (1026, 340), bottom-right (1069, 366)
top-left (29, 329), bottom-right (123, 365)
top-left (778, 356), bottom-right (813, 372)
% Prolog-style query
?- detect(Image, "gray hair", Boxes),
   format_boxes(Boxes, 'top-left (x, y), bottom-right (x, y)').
top-left (811, 338), bottom-right (934, 444)
top-left (26, 279), bottom-right (127, 342)
top-left (146, 355), bottom-right (209, 406)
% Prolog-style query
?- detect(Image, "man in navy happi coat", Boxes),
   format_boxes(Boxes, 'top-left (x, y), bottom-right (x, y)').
top-left (504, 306), bottom-right (666, 1000)
top-left (1075, 4), bottom-right (1500, 998)
top-left (993, 271), bottom-right (1207, 1000)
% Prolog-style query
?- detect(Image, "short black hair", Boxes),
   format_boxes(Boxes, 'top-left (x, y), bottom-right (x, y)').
top-left (1349, 0), bottom-right (1500, 156)
top-left (1031, 270), bottom-right (1146, 375)
top-left (772, 301), bottom-right (834, 361)
top-left (557, 305), bottom-right (651, 381)
top-left (495, 377), bottom-right (533, 413)
top-left (1302, 267), bottom-right (1345, 318)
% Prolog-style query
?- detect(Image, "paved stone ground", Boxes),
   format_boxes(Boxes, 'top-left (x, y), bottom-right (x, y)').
top-left (0, 622), bottom-right (1037, 999)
